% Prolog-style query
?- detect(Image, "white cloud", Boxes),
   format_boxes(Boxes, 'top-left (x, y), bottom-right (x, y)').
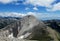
top-left (27, 12), bottom-right (36, 16)
top-left (15, 3), bottom-right (20, 5)
top-left (51, 2), bottom-right (60, 11)
top-left (47, 2), bottom-right (60, 11)
top-left (0, 0), bottom-right (18, 4)
top-left (26, 12), bottom-right (60, 20)
top-left (25, 7), bottom-right (38, 11)
top-left (0, 12), bottom-right (60, 20)
top-left (25, 7), bottom-right (29, 10)
top-left (33, 7), bottom-right (38, 10)
top-left (24, 0), bottom-right (60, 11)
top-left (24, 0), bottom-right (56, 7)
top-left (27, 12), bottom-right (50, 18)
top-left (0, 12), bottom-right (26, 17)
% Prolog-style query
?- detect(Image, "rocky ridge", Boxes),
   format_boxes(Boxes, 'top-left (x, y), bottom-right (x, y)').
top-left (0, 15), bottom-right (60, 41)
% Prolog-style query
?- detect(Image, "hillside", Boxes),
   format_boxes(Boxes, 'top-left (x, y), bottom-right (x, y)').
top-left (0, 15), bottom-right (60, 41)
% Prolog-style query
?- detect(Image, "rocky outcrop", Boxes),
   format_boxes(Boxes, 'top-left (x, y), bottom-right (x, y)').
top-left (0, 15), bottom-right (60, 41)
top-left (0, 36), bottom-right (37, 41)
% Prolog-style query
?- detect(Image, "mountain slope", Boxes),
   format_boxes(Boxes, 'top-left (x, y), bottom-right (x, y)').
top-left (0, 15), bottom-right (60, 41)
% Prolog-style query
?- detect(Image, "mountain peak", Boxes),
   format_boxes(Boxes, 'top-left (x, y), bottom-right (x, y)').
top-left (0, 15), bottom-right (59, 41)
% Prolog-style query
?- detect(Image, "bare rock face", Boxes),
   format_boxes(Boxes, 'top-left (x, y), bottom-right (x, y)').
top-left (17, 15), bottom-right (47, 39)
top-left (0, 15), bottom-right (60, 41)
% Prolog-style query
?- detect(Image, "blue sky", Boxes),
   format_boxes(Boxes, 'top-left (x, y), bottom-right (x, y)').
top-left (0, 0), bottom-right (60, 20)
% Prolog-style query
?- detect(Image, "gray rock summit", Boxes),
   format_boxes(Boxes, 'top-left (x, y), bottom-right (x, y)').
top-left (0, 15), bottom-right (60, 41)
top-left (17, 15), bottom-right (47, 39)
